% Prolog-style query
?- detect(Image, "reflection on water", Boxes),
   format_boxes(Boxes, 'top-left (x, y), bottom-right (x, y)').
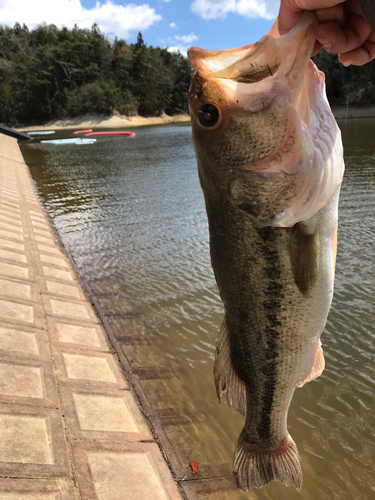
top-left (22, 120), bottom-right (375, 499)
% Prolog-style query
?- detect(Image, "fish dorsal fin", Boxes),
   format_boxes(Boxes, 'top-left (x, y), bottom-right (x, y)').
top-left (214, 317), bottom-right (247, 415)
top-left (290, 222), bottom-right (319, 296)
top-left (297, 342), bottom-right (325, 388)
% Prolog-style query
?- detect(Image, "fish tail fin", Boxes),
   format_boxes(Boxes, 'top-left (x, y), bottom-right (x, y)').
top-left (233, 434), bottom-right (303, 492)
top-left (214, 318), bottom-right (246, 415)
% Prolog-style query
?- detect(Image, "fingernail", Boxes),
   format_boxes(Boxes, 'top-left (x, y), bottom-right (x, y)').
top-left (319, 38), bottom-right (333, 51)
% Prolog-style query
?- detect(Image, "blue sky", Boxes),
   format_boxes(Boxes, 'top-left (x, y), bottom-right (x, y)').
top-left (0, 0), bottom-right (278, 56)
top-left (126, 0), bottom-right (277, 52)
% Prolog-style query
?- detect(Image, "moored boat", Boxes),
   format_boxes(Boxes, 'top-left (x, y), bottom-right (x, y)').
top-left (84, 131), bottom-right (135, 137)
top-left (27, 131), bottom-right (55, 135)
top-left (41, 138), bottom-right (96, 145)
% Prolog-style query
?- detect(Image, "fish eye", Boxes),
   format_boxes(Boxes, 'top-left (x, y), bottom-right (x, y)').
top-left (198, 103), bottom-right (221, 128)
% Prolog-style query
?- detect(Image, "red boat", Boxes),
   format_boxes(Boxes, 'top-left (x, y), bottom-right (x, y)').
top-left (73, 129), bottom-right (93, 134)
top-left (84, 131), bottom-right (135, 137)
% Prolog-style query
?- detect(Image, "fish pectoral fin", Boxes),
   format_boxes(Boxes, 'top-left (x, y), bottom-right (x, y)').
top-left (214, 318), bottom-right (246, 416)
top-left (228, 171), bottom-right (300, 227)
top-left (297, 341), bottom-right (325, 388)
top-left (290, 222), bottom-right (319, 296)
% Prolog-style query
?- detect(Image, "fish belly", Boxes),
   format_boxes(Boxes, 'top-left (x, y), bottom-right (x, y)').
top-left (210, 186), bottom-right (339, 491)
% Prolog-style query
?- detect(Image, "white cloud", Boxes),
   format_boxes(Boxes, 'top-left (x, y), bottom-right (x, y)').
top-left (174, 32), bottom-right (197, 44)
top-left (169, 22), bottom-right (177, 28)
top-left (0, 0), bottom-right (162, 38)
top-left (191, 0), bottom-right (277, 20)
top-left (167, 45), bottom-right (189, 58)
top-left (166, 31), bottom-right (198, 58)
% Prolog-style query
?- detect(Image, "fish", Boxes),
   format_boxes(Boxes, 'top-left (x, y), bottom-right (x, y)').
top-left (187, 12), bottom-right (345, 492)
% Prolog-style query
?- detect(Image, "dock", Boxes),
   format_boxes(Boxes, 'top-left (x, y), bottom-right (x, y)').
top-left (0, 132), bottom-right (183, 499)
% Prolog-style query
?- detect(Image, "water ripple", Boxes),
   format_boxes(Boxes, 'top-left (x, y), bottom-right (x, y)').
top-left (23, 120), bottom-right (375, 499)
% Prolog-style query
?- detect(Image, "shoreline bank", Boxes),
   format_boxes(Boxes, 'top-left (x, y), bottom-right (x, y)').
top-left (16, 113), bottom-right (191, 132)
top-left (332, 105), bottom-right (375, 120)
top-left (0, 133), bottom-right (183, 499)
top-left (14, 105), bottom-right (375, 133)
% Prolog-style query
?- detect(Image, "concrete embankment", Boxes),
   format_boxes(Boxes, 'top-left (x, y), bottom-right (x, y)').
top-left (0, 132), bottom-right (183, 499)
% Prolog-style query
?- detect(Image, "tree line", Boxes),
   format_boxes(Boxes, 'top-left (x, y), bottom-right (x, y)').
top-left (0, 22), bottom-right (374, 126)
top-left (0, 23), bottom-right (191, 125)
top-left (313, 50), bottom-right (375, 107)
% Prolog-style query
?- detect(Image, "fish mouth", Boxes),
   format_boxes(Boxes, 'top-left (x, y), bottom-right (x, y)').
top-left (188, 12), bottom-right (318, 98)
top-left (188, 36), bottom-right (281, 84)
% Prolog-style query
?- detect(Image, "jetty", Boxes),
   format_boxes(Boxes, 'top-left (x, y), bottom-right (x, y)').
top-left (0, 132), bottom-right (182, 499)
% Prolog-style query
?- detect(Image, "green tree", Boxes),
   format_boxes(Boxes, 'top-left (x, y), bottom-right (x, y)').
top-left (0, 23), bottom-right (192, 125)
top-left (313, 49), bottom-right (375, 105)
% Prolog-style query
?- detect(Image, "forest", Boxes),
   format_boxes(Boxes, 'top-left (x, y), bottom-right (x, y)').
top-left (312, 49), bottom-right (375, 107)
top-left (0, 23), bottom-right (191, 125)
top-left (0, 22), bottom-right (374, 126)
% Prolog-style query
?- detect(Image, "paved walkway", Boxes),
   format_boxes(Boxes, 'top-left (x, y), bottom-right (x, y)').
top-left (0, 133), bottom-right (183, 499)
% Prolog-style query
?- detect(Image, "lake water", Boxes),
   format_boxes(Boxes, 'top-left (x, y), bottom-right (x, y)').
top-left (21, 120), bottom-right (375, 499)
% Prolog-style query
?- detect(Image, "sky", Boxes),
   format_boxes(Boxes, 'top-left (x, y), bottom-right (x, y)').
top-left (0, 0), bottom-right (278, 56)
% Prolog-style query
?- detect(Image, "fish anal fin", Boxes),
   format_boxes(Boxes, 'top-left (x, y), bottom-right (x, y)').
top-left (214, 318), bottom-right (246, 416)
top-left (333, 221), bottom-right (338, 274)
top-left (233, 434), bottom-right (302, 491)
top-left (290, 222), bottom-right (319, 296)
top-left (297, 342), bottom-right (325, 388)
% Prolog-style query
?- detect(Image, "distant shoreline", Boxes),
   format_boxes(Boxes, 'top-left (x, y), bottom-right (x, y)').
top-left (15, 106), bottom-right (375, 133)
top-left (332, 105), bottom-right (375, 120)
top-left (16, 113), bottom-right (191, 132)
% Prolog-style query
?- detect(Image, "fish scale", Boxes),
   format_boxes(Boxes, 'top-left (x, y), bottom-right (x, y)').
top-left (188, 11), bottom-right (344, 492)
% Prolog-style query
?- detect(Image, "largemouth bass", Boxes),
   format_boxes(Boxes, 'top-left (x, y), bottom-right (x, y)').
top-left (188, 12), bottom-right (345, 491)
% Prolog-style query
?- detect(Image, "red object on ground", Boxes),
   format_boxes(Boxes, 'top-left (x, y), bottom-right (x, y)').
top-left (73, 129), bottom-right (93, 134)
top-left (190, 462), bottom-right (198, 475)
top-left (84, 131), bottom-right (135, 137)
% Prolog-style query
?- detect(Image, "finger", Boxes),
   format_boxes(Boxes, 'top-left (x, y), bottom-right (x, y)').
top-left (339, 45), bottom-right (375, 65)
top-left (339, 36), bottom-right (375, 65)
top-left (315, 15), bottom-right (372, 53)
top-left (315, 5), bottom-right (346, 26)
top-left (278, 1), bottom-right (304, 36)
top-left (345, 0), bottom-right (365, 18)
top-left (278, 0), bottom-right (345, 35)
top-left (293, 0), bottom-right (345, 9)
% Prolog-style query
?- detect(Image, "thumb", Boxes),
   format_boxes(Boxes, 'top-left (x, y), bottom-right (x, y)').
top-left (278, 0), bottom-right (346, 35)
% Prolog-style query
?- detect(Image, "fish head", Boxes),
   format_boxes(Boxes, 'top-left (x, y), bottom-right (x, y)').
top-left (188, 30), bottom-right (287, 171)
top-left (188, 13), bottom-right (344, 227)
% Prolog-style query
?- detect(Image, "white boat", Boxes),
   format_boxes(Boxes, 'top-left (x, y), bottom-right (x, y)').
top-left (27, 131), bottom-right (56, 135)
top-left (40, 138), bottom-right (97, 145)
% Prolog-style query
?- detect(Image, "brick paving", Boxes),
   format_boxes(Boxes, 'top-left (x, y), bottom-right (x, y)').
top-left (0, 133), bottom-right (183, 499)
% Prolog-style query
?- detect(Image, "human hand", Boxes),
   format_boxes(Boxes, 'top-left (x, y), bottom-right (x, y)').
top-left (278, 0), bottom-right (375, 66)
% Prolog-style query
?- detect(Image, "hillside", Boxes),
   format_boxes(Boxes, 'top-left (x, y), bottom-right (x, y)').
top-left (1, 22), bottom-right (374, 127)
top-left (313, 49), bottom-right (375, 107)
top-left (0, 23), bottom-right (191, 126)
